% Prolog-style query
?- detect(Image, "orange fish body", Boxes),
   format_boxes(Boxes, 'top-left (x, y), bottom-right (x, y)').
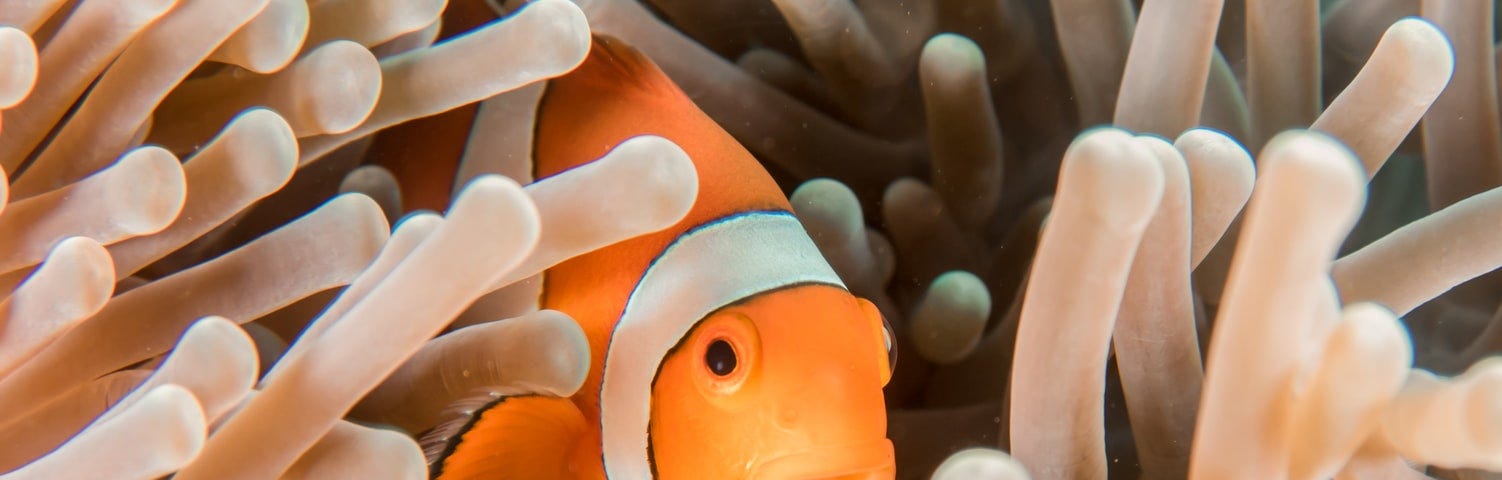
top-left (425, 36), bottom-right (895, 479)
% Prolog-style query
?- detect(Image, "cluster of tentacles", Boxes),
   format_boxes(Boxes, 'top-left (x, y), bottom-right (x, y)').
top-left (2, 0), bottom-right (1502, 479)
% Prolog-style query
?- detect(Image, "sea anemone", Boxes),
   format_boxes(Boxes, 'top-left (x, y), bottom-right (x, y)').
top-left (2, 0), bottom-right (1502, 479)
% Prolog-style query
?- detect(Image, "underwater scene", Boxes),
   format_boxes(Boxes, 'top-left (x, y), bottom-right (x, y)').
top-left (0, 0), bottom-right (1499, 478)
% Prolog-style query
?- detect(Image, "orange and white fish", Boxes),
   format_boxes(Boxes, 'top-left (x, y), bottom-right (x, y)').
top-left (402, 32), bottom-right (897, 479)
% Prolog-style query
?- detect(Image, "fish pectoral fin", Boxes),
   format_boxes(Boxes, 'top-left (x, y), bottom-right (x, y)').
top-left (427, 395), bottom-right (592, 480)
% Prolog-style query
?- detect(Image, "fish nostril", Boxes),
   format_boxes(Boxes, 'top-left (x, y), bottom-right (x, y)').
top-left (776, 406), bottom-right (800, 429)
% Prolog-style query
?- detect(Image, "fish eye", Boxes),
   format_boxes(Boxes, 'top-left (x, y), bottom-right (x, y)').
top-left (704, 338), bottom-right (738, 377)
top-left (688, 315), bottom-right (758, 397)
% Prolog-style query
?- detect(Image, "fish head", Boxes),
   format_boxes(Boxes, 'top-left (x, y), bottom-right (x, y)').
top-left (649, 284), bottom-right (895, 479)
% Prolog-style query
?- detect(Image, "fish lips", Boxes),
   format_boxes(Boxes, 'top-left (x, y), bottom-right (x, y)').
top-left (747, 439), bottom-right (896, 480)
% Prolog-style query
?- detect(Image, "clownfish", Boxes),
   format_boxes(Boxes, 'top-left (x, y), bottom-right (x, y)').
top-left (382, 14), bottom-right (897, 478)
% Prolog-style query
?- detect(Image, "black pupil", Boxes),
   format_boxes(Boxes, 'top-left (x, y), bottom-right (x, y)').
top-left (705, 339), bottom-right (737, 376)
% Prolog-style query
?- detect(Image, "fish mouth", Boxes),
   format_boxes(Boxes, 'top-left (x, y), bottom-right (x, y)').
top-left (749, 439), bottom-right (895, 480)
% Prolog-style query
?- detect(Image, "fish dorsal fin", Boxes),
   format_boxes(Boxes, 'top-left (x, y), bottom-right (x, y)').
top-left (420, 390), bottom-right (505, 464)
top-left (562, 34), bottom-right (681, 99)
top-left (426, 393), bottom-right (592, 479)
top-left (532, 34), bottom-right (788, 213)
